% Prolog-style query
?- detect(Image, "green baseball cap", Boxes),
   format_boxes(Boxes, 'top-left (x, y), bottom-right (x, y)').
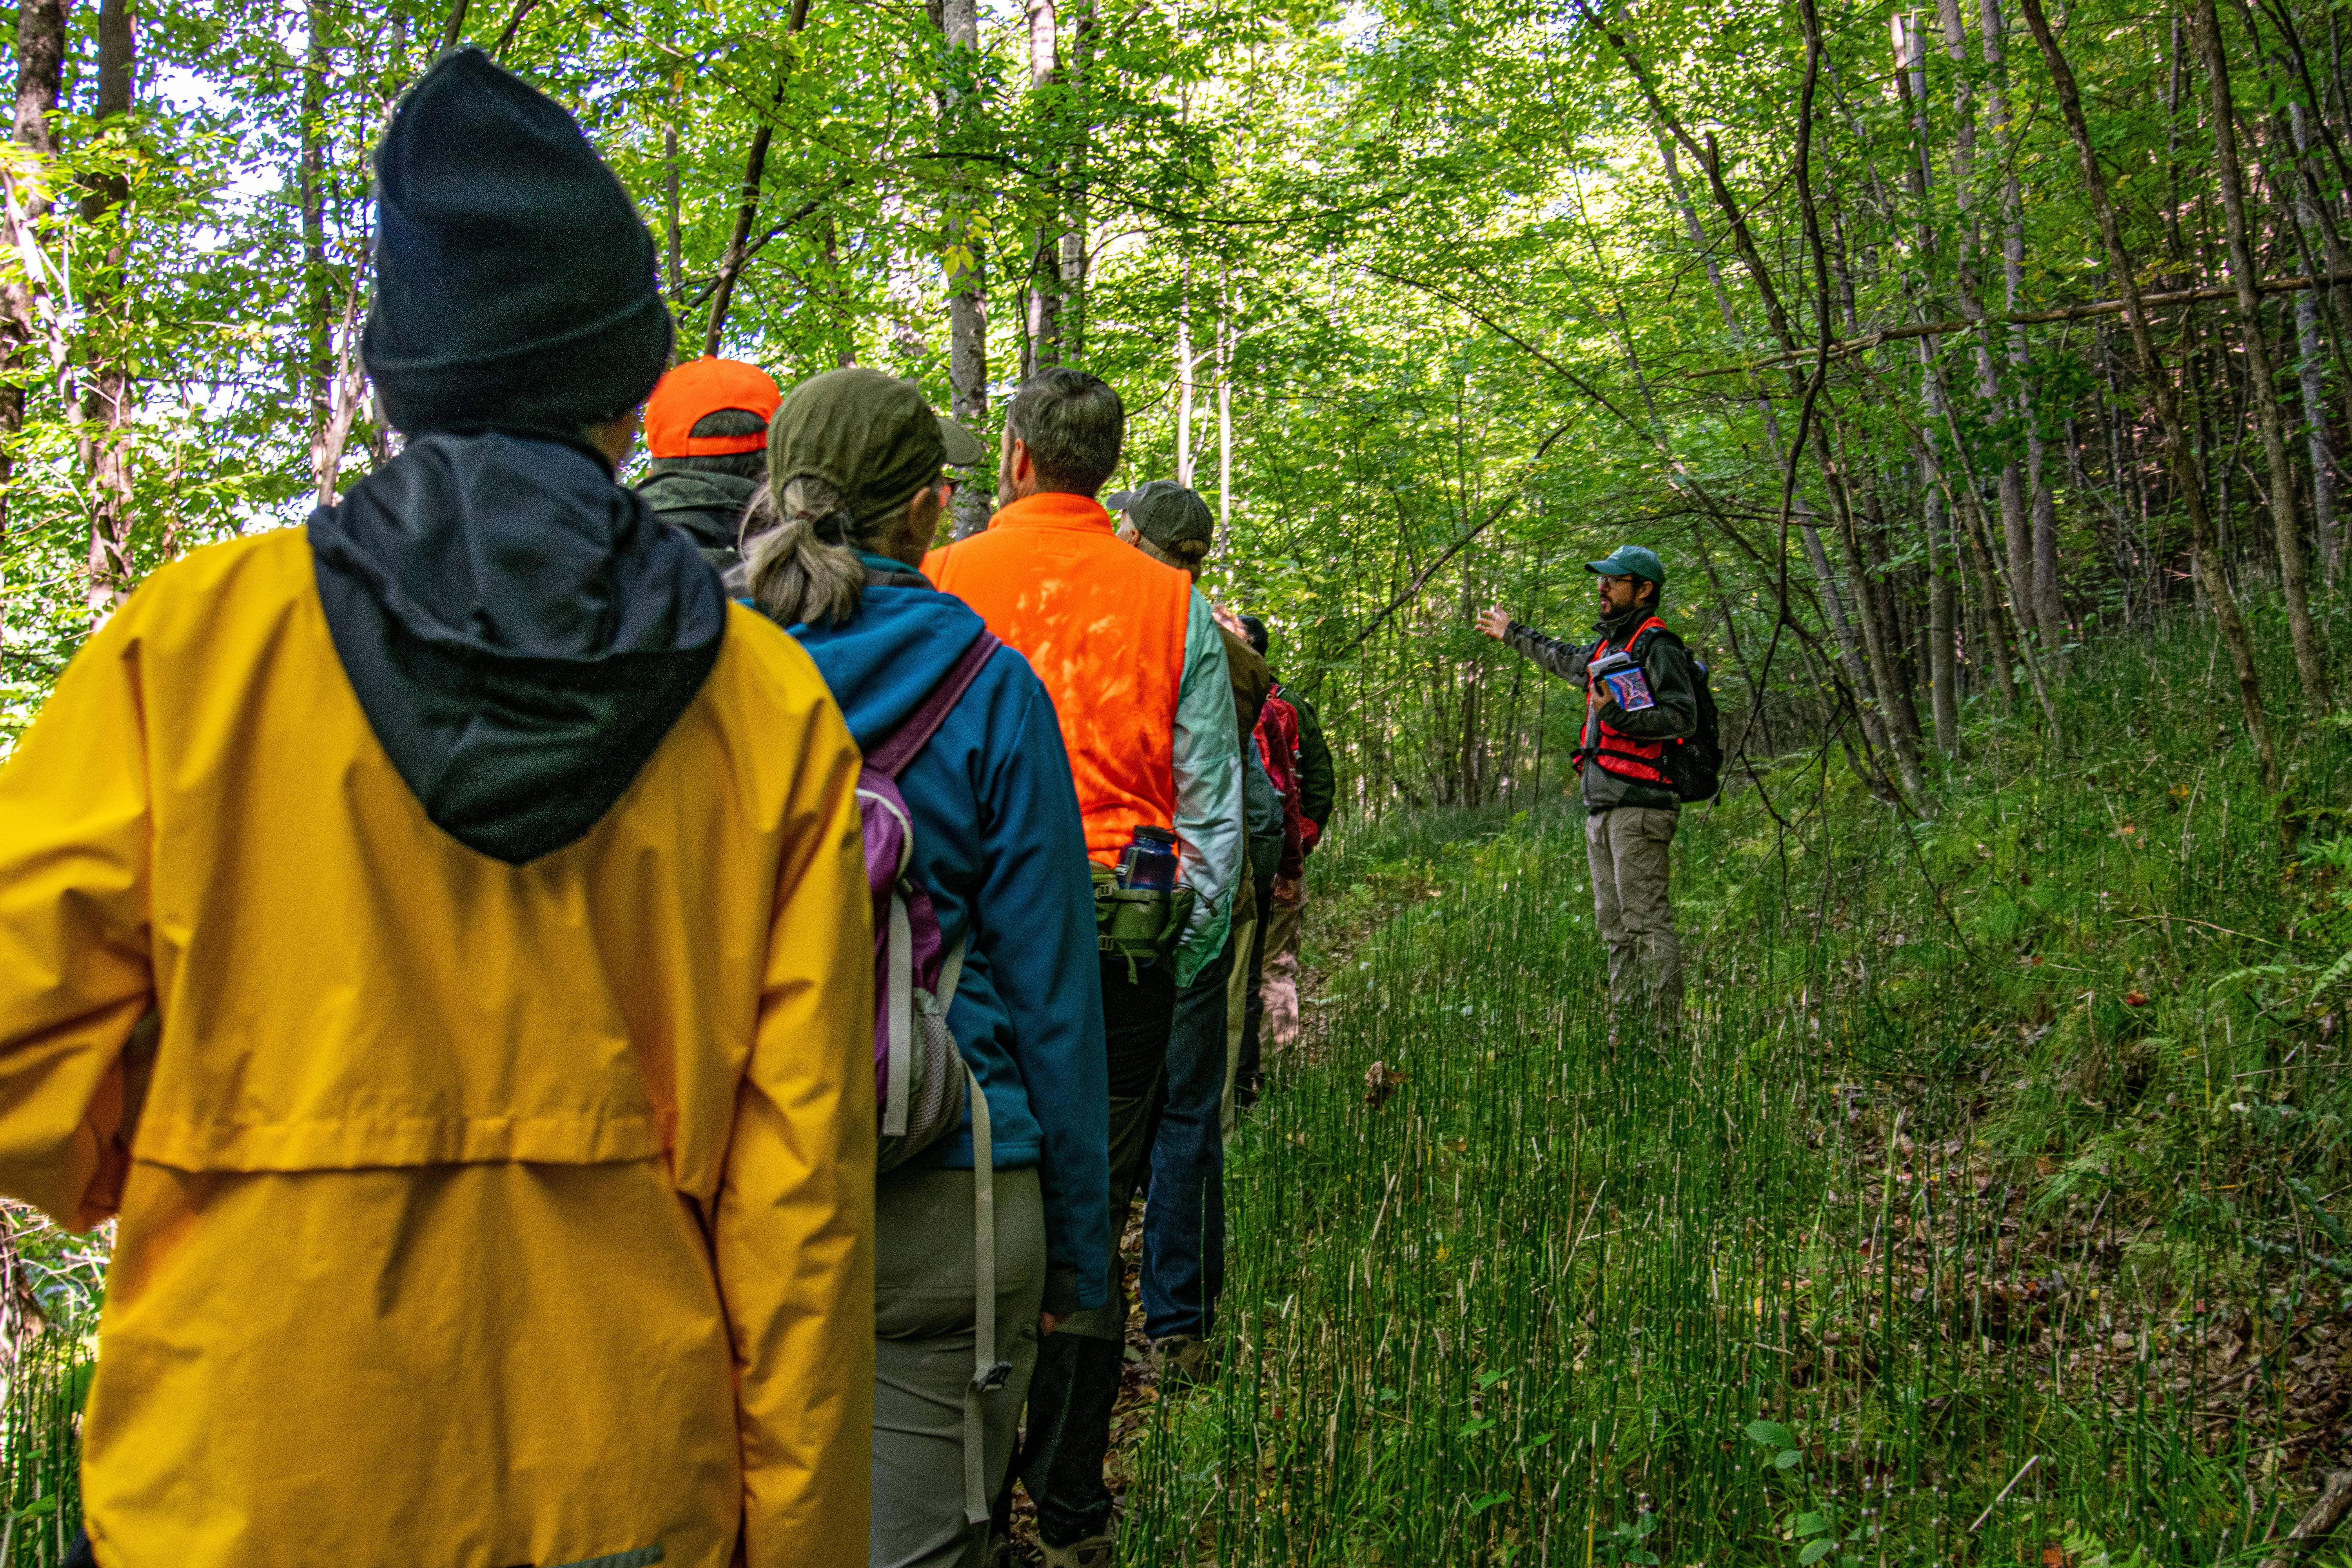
top-left (1585, 544), bottom-right (1666, 588)
top-left (768, 367), bottom-right (985, 528)
top-left (1105, 478), bottom-right (1214, 550)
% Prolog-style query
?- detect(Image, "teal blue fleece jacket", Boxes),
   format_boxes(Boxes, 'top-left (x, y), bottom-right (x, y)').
top-left (780, 557), bottom-right (1111, 1313)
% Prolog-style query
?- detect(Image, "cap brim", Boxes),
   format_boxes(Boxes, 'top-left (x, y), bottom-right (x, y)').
top-left (1584, 558), bottom-right (1618, 575)
top-left (938, 415), bottom-right (985, 467)
top-left (1103, 490), bottom-right (1139, 513)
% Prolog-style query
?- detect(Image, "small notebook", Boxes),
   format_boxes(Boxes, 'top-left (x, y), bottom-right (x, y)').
top-left (1599, 666), bottom-right (1656, 712)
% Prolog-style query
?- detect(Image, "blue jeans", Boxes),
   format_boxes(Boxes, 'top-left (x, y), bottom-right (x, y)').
top-left (1140, 924), bottom-right (1236, 1342)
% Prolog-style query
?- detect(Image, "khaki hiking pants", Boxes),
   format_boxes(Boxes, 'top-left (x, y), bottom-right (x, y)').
top-left (1259, 877), bottom-right (1305, 1050)
top-left (1220, 870), bottom-right (1258, 1140)
top-left (1584, 806), bottom-right (1683, 1028)
top-left (873, 1165), bottom-right (1047, 1568)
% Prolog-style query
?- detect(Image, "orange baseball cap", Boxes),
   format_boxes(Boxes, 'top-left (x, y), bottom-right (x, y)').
top-left (643, 358), bottom-right (784, 457)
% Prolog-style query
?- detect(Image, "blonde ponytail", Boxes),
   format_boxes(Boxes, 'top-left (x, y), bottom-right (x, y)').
top-left (745, 477), bottom-right (871, 628)
top-left (744, 473), bottom-right (946, 628)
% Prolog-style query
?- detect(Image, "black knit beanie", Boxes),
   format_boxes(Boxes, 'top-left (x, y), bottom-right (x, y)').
top-left (362, 50), bottom-right (673, 438)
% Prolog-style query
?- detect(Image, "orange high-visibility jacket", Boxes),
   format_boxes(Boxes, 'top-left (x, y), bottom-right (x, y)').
top-left (925, 492), bottom-right (1192, 866)
top-left (0, 529), bottom-right (877, 1568)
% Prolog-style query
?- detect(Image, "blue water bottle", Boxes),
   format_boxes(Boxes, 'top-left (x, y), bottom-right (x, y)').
top-left (1118, 825), bottom-right (1179, 891)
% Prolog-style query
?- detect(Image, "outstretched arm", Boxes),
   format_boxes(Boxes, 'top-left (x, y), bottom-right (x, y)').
top-left (1480, 604), bottom-right (1588, 681)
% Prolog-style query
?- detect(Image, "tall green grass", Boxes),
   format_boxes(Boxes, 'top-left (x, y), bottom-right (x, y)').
top-left (0, 1333), bottom-right (89, 1567)
top-left (1123, 601), bottom-right (2352, 1566)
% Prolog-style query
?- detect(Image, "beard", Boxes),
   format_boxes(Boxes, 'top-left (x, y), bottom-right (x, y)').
top-left (996, 466), bottom-right (1021, 508)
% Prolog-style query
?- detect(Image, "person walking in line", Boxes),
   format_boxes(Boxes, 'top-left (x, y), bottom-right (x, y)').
top-left (1234, 615), bottom-right (1312, 1107)
top-left (925, 372), bottom-right (1241, 1568)
top-left (1478, 544), bottom-right (1697, 1029)
top-left (0, 51), bottom-right (877, 1568)
top-left (1224, 704), bottom-right (1288, 1136)
top-left (1272, 653), bottom-right (1335, 846)
top-left (746, 367), bottom-right (1111, 1568)
top-left (634, 356), bottom-right (785, 589)
top-left (1106, 480), bottom-right (1261, 1386)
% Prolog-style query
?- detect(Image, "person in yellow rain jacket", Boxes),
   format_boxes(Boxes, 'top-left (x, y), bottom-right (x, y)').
top-left (0, 51), bottom-right (875, 1568)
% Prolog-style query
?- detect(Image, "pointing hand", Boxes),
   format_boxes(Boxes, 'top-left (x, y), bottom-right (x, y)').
top-left (1475, 605), bottom-right (1512, 640)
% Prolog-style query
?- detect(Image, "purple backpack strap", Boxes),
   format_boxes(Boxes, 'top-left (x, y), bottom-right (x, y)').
top-left (866, 630), bottom-right (1002, 779)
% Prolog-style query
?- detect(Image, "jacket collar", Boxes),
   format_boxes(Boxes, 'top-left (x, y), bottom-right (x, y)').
top-left (989, 490), bottom-right (1113, 534)
top-left (1594, 603), bottom-right (1652, 644)
top-left (858, 549), bottom-right (932, 589)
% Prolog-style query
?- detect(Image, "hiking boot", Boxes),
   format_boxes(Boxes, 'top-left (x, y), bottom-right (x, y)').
top-left (1151, 1334), bottom-right (1210, 1387)
top-left (1038, 1527), bottom-right (1116, 1568)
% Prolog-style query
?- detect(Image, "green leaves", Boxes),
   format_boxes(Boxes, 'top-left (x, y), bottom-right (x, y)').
top-left (1744, 1417), bottom-right (1804, 1472)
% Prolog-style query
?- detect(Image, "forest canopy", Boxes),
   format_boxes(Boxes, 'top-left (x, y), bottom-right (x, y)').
top-left (0, 0), bottom-right (2341, 817)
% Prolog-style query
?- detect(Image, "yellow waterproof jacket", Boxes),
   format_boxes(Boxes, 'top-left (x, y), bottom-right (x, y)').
top-left (0, 529), bottom-right (876, 1568)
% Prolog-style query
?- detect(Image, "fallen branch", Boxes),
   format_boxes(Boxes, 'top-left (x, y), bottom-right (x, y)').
top-left (1691, 269), bottom-right (2352, 377)
top-left (2257, 1469), bottom-right (2352, 1568)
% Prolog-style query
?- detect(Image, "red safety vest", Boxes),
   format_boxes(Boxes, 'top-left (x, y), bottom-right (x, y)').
top-left (1575, 614), bottom-right (1673, 786)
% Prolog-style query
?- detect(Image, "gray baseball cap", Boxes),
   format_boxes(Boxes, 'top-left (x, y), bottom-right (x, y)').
top-left (1106, 478), bottom-right (1214, 550)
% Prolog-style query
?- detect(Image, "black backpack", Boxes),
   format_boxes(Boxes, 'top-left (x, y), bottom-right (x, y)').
top-left (1628, 625), bottom-right (1723, 804)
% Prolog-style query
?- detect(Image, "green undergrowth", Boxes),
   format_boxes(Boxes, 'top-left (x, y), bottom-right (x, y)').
top-left (1121, 599), bottom-right (2352, 1566)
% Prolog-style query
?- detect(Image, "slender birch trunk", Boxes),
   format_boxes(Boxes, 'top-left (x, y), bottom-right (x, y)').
top-left (1058, 0), bottom-right (1093, 364)
top-left (2191, 0), bottom-right (2330, 708)
top-left (2020, 0), bottom-right (2280, 790)
top-left (1976, 0), bottom-right (2066, 650)
top-left (1175, 260), bottom-right (1194, 486)
top-left (2295, 228), bottom-right (2343, 585)
top-left (80, 0), bottom-right (135, 610)
top-left (1646, 122), bottom-right (1899, 772)
top-left (0, 0), bottom-right (65, 543)
top-left (1022, 0), bottom-right (1061, 373)
top-left (937, 0), bottom-right (990, 535)
top-left (1216, 269), bottom-right (1233, 546)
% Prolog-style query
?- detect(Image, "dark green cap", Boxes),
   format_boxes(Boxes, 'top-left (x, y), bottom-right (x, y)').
top-left (1105, 478), bottom-right (1214, 550)
top-left (768, 367), bottom-right (985, 527)
top-left (1585, 544), bottom-right (1666, 588)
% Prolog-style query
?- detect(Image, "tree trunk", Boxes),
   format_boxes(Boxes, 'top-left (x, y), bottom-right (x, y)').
top-left (0, 0), bottom-right (66, 540)
top-left (301, 0), bottom-right (338, 500)
top-left (2192, 0), bottom-right (2330, 708)
top-left (1022, 0), bottom-right (1060, 374)
top-left (1216, 269), bottom-right (1233, 547)
top-left (1058, 0), bottom-right (1093, 364)
top-left (2021, 0), bottom-right (2280, 790)
top-left (664, 62), bottom-right (682, 301)
top-left (1928, 0), bottom-right (2036, 664)
top-left (2296, 239), bottom-right (2343, 587)
top-left (80, 0), bottom-right (135, 612)
top-left (1175, 260), bottom-right (1194, 486)
top-left (1976, 0), bottom-right (2066, 651)
top-left (703, 0), bottom-right (814, 358)
top-left (1645, 117), bottom-right (1893, 769)
top-left (937, 0), bottom-right (990, 536)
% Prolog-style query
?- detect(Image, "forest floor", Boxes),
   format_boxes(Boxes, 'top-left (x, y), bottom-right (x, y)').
top-left (1089, 602), bottom-right (2352, 1567)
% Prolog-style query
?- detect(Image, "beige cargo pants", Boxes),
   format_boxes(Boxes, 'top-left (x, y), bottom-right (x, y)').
top-left (1584, 805), bottom-right (1683, 1028)
top-left (1259, 877), bottom-right (1305, 1050)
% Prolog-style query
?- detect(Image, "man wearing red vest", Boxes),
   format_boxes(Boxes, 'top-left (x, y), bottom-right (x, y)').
top-left (925, 370), bottom-right (1240, 1568)
top-left (1478, 545), bottom-right (1695, 1029)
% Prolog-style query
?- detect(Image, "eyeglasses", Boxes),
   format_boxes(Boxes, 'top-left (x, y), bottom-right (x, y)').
top-left (1598, 574), bottom-right (1635, 588)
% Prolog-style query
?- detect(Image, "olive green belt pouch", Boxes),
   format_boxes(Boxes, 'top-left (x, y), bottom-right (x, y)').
top-left (1091, 864), bottom-right (1194, 981)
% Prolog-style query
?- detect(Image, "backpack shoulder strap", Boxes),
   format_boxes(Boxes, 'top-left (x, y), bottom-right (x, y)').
top-left (1628, 618), bottom-right (1682, 659)
top-left (867, 630), bottom-right (1003, 779)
